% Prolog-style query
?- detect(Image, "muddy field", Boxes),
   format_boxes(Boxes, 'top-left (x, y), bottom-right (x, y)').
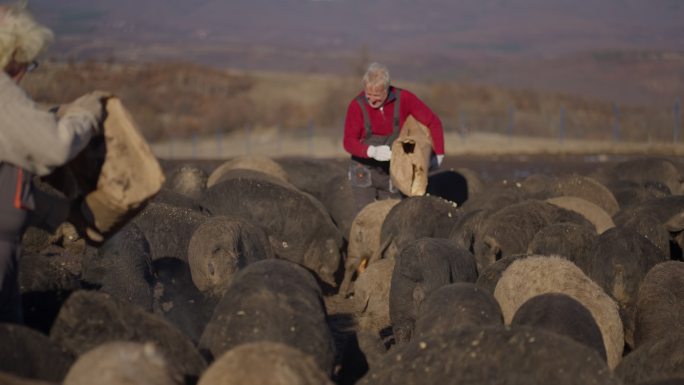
top-left (5, 151), bottom-right (684, 385)
top-left (162, 153), bottom-right (679, 184)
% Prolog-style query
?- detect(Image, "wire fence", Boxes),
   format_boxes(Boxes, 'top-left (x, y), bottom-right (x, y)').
top-left (151, 98), bottom-right (683, 159)
top-left (447, 98), bottom-right (682, 143)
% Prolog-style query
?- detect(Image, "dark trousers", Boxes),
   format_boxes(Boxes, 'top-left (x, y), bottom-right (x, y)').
top-left (349, 157), bottom-right (402, 215)
top-left (0, 164), bottom-right (29, 324)
top-left (0, 239), bottom-right (22, 324)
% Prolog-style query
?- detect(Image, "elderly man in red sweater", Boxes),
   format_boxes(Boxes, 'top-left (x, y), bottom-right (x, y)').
top-left (343, 62), bottom-right (445, 214)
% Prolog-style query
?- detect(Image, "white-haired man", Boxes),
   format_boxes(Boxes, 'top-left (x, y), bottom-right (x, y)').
top-left (0, 3), bottom-right (107, 323)
top-left (343, 62), bottom-right (445, 213)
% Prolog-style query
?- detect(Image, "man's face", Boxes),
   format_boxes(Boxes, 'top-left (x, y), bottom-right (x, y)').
top-left (364, 83), bottom-right (388, 109)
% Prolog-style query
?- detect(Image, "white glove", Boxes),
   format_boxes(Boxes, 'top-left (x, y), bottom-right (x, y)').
top-left (430, 154), bottom-right (445, 170)
top-left (367, 145), bottom-right (392, 162)
top-left (60, 91), bottom-right (112, 135)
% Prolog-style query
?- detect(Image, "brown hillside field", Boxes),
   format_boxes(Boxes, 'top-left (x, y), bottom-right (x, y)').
top-left (22, 60), bottom-right (682, 158)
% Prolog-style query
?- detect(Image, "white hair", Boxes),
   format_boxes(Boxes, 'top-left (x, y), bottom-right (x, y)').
top-left (362, 62), bottom-right (390, 90)
top-left (0, 2), bottom-right (53, 69)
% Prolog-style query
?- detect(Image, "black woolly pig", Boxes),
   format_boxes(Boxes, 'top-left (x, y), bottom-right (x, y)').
top-left (276, 158), bottom-right (347, 202)
top-left (511, 293), bottom-right (607, 362)
top-left (319, 174), bottom-right (356, 240)
top-left (207, 156), bottom-right (290, 188)
top-left (80, 223), bottom-right (154, 311)
top-left (389, 238), bottom-right (477, 344)
top-left (197, 342), bottom-right (334, 385)
top-left (475, 254), bottom-right (529, 294)
top-left (448, 208), bottom-right (490, 254)
top-left (545, 196), bottom-right (615, 234)
top-left (0, 323), bottom-right (73, 382)
top-left (633, 261), bottom-right (684, 348)
top-left (18, 247), bottom-right (83, 334)
top-left (494, 255), bottom-right (624, 368)
top-left (413, 282), bottom-right (502, 339)
top-left (187, 215), bottom-right (273, 298)
top-left (63, 342), bottom-right (183, 385)
top-left (199, 170), bottom-right (343, 289)
top-left (342, 199), bottom-right (399, 296)
top-left (595, 157), bottom-right (683, 197)
top-left (585, 226), bottom-right (667, 347)
top-left (459, 183), bottom-right (524, 214)
top-left (131, 202), bottom-right (210, 262)
top-left (50, 290), bottom-right (206, 382)
top-left (0, 372), bottom-right (58, 385)
top-left (377, 196), bottom-right (460, 261)
top-left (359, 325), bottom-right (621, 385)
top-left (472, 200), bottom-right (557, 272)
top-left (527, 222), bottom-right (598, 271)
top-left (613, 196), bottom-right (684, 260)
top-left (151, 257), bottom-right (217, 344)
top-left (547, 174), bottom-right (620, 216)
top-left (615, 333), bottom-right (684, 385)
top-left (198, 259), bottom-right (335, 374)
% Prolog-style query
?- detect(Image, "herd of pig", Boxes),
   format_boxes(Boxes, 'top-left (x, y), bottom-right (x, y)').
top-left (1, 155), bottom-right (683, 385)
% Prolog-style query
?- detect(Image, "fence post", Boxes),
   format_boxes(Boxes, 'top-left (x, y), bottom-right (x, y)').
top-left (277, 124), bottom-right (283, 154)
top-left (675, 97), bottom-right (681, 144)
top-left (459, 111), bottom-right (467, 142)
top-left (215, 128), bottom-right (222, 158)
top-left (245, 123), bottom-right (252, 155)
top-left (308, 120), bottom-right (314, 156)
top-left (507, 106), bottom-right (515, 142)
top-left (191, 132), bottom-right (197, 159)
top-left (612, 103), bottom-right (620, 143)
top-left (559, 106), bottom-right (565, 144)
top-left (169, 136), bottom-right (175, 159)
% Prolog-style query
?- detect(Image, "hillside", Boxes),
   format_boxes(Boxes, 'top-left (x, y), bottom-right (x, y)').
top-left (27, 0), bottom-right (684, 104)
top-left (22, 60), bottom-right (678, 147)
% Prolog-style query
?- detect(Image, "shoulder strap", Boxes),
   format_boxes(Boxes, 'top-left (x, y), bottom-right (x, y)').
top-left (355, 95), bottom-right (372, 139)
top-left (388, 88), bottom-right (401, 144)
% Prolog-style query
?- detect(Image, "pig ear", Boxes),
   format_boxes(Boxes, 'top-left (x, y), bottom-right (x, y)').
top-left (665, 211), bottom-right (684, 233)
top-left (483, 235), bottom-right (502, 262)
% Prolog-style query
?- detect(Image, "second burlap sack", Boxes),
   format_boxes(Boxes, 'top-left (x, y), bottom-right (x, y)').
top-left (389, 115), bottom-right (433, 196)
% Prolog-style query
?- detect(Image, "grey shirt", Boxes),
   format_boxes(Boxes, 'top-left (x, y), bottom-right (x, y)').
top-left (0, 71), bottom-right (96, 176)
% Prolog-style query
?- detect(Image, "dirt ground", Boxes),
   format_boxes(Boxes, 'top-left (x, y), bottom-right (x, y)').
top-left (151, 130), bottom-right (684, 161)
top-left (162, 152), bottom-right (682, 186)
top-left (153, 147), bottom-right (684, 384)
top-left (154, 130), bottom-right (684, 184)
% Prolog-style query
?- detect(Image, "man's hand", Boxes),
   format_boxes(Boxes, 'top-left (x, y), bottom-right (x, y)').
top-left (430, 154), bottom-right (445, 170)
top-left (367, 145), bottom-right (392, 161)
top-left (72, 91), bottom-right (111, 123)
top-left (60, 91), bottom-right (112, 134)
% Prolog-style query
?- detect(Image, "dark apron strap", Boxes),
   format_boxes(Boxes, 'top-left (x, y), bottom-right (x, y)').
top-left (387, 88), bottom-right (401, 144)
top-left (356, 88), bottom-right (402, 143)
top-left (355, 95), bottom-right (372, 139)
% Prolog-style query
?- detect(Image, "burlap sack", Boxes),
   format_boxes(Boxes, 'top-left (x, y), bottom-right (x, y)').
top-left (85, 97), bottom-right (164, 237)
top-left (389, 115), bottom-right (433, 196)
top-left (48, 96), bottom-right (165, 242)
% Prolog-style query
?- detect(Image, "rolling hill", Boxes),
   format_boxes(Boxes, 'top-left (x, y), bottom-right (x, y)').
top-left (25, 0), bottom-right (684, 104)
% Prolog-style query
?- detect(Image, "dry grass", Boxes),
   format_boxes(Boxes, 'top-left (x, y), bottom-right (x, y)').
top-left (150, 129), bottom-right (684, 160)
top-left (22, 60), bottom-right (682, 149)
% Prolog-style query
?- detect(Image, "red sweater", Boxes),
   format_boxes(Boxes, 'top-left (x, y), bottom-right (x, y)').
top-left (343, 87), bottom-right (445, 158)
